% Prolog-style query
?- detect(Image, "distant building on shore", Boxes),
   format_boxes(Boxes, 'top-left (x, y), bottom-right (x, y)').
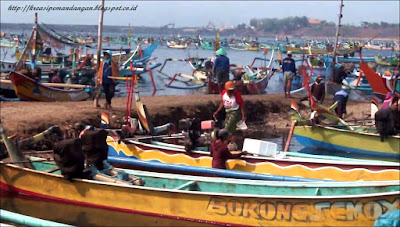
top-left (308, 19), bottom-right (322, 25)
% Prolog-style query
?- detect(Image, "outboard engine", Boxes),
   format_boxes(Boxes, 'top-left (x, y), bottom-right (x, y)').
top-left (179, 118), bottom-right (201, 153)
top-left (53, 138), bottom-right (85, 181)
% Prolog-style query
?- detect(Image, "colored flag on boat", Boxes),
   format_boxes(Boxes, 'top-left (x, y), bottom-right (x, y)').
top-left (214, 31), bottom-right (220, 51)
top-left (371, 97), bottom-right (379, 119)
top-left (101, 112), bottom-right (110, 128)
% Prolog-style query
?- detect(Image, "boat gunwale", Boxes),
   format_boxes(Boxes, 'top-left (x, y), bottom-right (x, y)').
top-left (312, 125), bottom-right (400, 139)
top-left (120, 138), bottom-right (400, 167)
top-left (2, 161), bottom-right (400, 199)
top-left (119, 167), bottom-right (400, 188)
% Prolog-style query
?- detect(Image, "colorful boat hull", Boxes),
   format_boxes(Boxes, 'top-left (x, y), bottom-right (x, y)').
top-left (1, 162), bottom-right (399, 226)
top-left (294, 126), bottom-right (400, 161)
top-left (0, 190), bottom-right (208, 227)
top-left (10, 72), bottom-right (90, 102)
top-left (107, 138), bottom-right (400, 181)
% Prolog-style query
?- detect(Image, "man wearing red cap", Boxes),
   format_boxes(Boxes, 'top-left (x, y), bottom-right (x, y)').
top-left (213, 81), bottom-right (245, 147)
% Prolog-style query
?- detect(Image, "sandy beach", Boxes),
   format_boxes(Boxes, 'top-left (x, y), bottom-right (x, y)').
top-left (0, 93), bottom-right (371, 140)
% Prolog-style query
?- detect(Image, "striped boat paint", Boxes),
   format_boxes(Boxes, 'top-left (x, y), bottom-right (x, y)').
top-left (1, 162), bottom-right (400, 226)
top-left (107, 137), bottom-right (400, 181)
top-left (294, 125), bottom-right (400, 161)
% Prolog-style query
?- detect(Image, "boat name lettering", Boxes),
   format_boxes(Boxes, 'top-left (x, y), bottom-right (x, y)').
top-left (206, 197), bottom-right (399, 222)
top-left (42, 92), bottom-right (56, 99)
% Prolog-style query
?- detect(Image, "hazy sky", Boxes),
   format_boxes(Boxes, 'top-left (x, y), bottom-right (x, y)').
top-left (1, 1), bottom-right (399, 27)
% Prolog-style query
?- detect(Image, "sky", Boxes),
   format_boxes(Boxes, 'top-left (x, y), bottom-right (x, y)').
top-left (1, 1), bottom-right (399, 27)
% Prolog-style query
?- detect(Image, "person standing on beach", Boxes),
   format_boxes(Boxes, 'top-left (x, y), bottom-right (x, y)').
top-left (94, 50), bottom-right (119, 110)
top-left (213, 81), bottom-right (245, 149)
top-left (282, 51), bottom-right (296, 98)
top-left (213, 48), bottom-right (230, 91)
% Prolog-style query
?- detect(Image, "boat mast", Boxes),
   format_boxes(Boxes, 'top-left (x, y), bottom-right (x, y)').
top-left (31, 12), bottom-right (38, 70)
top-left (96, 0), bottom-right (105, 69)
top-left (330, 0), bottom-right (344, 81)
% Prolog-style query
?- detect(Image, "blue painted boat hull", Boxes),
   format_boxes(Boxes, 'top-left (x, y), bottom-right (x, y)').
top-left (107, 148), bottom-right (329, 182)
top-left (294, 134), bottom-right (400, 161)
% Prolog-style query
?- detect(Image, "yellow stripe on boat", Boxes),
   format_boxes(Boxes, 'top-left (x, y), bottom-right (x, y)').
top-left (294, 126), bottom-right (400, 159)
top-left (107, 138), bottom-right (400, 181)
top-left (1, 163), bottom-right (399, 226)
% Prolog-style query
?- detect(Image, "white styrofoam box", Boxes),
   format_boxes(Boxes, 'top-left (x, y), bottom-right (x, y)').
top-left (242, 138), bottom-right (278, 157)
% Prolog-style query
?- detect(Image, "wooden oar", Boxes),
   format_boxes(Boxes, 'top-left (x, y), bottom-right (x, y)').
top-left (283, 121), bottom-right (296, 152)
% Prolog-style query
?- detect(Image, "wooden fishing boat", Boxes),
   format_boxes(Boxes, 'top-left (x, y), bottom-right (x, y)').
top-left (166, 41), bottom-right (188, 49)
top-left (259, 44), bottom-right (278, 50)
top-left (14, 49), bottom-right (60, 64)
top-left (284, 45), bottom-right (326, 55)
top-left (359, 57), bottom-right (399, 100)
top-left (280, 44), bottom-right (359, 56)
top-left (107, 137), bottom-right (400, 181)
top-left (200, 40), bottom-right (215, 50)
top-left (0, 38), bottom-right (17, 48)
top-left (0, 190), bottom-right (208, 227)
top-left (375, 55), bottom-right (400, 66)
top-left (0, 60), bottom-right (24, 73)
top-left (0, 209), bottom-right (73, 227)
top-left (206, 68), bottom-right (275, 94)
top-left (229, 44), bottom-right (260, 51)
top-left (9, 72), bottom-right (90, 102)
top-left (1, 159), bottom-right (400, 226)
top-left (92, 49), bottom-right (136, 63)
top-left (365, 42), bottom-right (400, 51)
top-left (293, 125), bottom-right (400, 161)
top-left (337, 56), bottom-right (375, 63)
top-left (120, 43), bottom-right (159, 68)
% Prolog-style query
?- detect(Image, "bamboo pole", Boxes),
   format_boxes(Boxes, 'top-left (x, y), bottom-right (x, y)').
top-left (96, 0), bottom-right (105, 70)
top-left (29, 13), bottom-right (39, 70)
top-left (283, 121), bottom-right (296, 152)
top-left (330, 0), bottom-right (344, 82)
top-left (94, 0), bottom-right (105, 107)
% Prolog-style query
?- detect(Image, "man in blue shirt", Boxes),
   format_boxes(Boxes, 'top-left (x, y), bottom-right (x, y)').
top-left (282, 51), bottom-right (296, 98)
top-left (213, 48), bottom-right (230, 91)
top-left (94, 50), bottom-right (119, 109)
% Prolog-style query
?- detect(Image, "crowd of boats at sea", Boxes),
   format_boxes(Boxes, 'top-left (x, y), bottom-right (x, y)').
top-left (1, 14), bottom-right (400, 227)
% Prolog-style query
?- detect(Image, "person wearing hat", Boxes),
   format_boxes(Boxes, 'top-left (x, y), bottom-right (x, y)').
top-left (282, 51), bottom-right (296, 98)
top-left (94, 50), bottom-right (119, 109)
top-left (210, 129), bottom-right (246, 169)
top-left (213, 48), bottom-right (230, 91)
top-left (213, 81), bottom-right (245, 146)
top-left (311, 75), bottom-right (325, 104)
